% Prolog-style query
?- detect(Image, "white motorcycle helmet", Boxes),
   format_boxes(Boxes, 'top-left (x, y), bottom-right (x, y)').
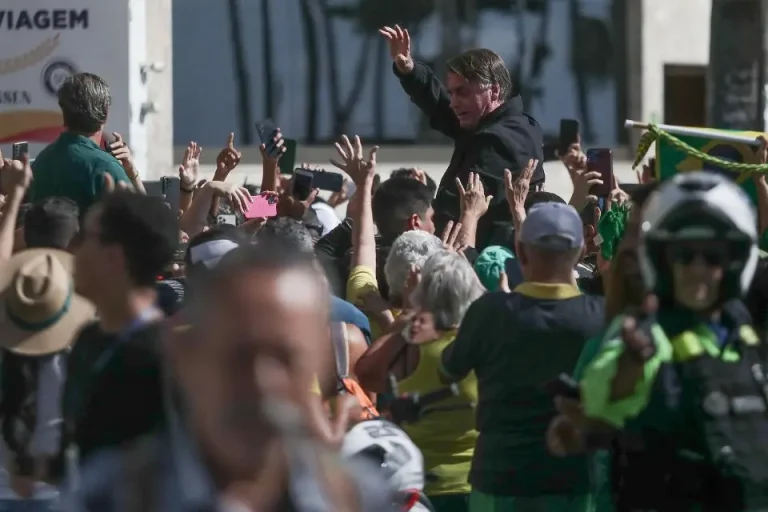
top-left (638, 171), bottom-right (758, 299)
top-left (340, 419), bottom-right (433, 511)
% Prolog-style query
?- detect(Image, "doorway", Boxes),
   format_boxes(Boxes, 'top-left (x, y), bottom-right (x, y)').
top-left (664, 64), bottom-right (707, 126)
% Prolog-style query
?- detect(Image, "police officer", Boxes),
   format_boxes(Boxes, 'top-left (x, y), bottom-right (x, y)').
top-left (581, 171), bottom-right (768, 511)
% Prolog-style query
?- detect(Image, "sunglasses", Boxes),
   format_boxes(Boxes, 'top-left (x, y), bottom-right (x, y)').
top-left (668, 245), bottom-right (729, 266)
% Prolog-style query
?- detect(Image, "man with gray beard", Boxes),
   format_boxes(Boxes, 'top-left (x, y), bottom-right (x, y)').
top-left (71, 242), bottom-right (396, 511)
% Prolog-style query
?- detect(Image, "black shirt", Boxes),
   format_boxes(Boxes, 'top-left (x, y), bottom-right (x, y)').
top-left (441, 282), bottom-right (604, 496)
top-left (393, 62), bottom-right (545, 249)
top-left (62, 321), bottom-right (166, 464)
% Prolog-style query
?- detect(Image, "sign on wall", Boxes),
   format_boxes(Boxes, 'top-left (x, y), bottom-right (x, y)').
top-left (0, 3), bottom-right (129, 150)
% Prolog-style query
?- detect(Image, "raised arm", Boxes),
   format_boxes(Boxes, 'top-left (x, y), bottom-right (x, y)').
top-left (379, 25), bottom-right (461, 139)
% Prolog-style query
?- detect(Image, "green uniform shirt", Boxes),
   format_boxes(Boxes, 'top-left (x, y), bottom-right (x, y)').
top-left (582, 308), bottom-right (760, 429)
top-left (30, 132), bottom-right (129, 214)
top-left (440, 282), bottom-right (604, 496)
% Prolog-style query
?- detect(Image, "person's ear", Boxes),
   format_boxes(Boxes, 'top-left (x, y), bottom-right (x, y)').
top-left (490, 83), bottom-right (501, 102)
top-left (407, 213), bottom-right (421, 231)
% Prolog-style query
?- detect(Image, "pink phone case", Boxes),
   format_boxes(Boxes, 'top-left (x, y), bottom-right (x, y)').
top-left (244, 195), bottom-right (278, 219)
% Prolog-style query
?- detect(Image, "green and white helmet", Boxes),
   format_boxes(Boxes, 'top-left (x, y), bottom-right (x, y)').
top-left (638, 171), bottom-right (758, 297)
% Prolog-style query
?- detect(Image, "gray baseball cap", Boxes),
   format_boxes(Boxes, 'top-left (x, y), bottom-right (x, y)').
top-left (520, 202), bottom-right (584, 251)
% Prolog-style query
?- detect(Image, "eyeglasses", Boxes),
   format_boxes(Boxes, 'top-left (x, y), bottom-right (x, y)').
top-left (669, 245), bottom-right (729, 267)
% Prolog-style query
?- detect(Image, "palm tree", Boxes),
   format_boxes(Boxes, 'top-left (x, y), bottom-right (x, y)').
top-left (260, 0), bottom-right (276, 119)
top-left (298, 0), bottom-right (321, 141)
top-left (226, 0), bottom-right (253, 143)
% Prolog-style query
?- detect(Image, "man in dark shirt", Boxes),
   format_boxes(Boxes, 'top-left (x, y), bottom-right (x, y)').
top-left (62, 191), bottom-right (178, 466)
top-left (440, 202), bottom-right (604, 511)
top-left (30, 73), bottom-right (132, 213)
top-left (315, 176), bottom-right (434, 299)
top-left (381, 25), bottom-right (545, 249)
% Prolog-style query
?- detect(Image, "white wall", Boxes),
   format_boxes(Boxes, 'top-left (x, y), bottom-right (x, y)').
top-left (640, 0), bottom-right (712, 123)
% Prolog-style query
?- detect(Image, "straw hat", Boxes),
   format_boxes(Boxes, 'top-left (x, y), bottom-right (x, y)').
top-left (0, 249), bottom-right (95, 356)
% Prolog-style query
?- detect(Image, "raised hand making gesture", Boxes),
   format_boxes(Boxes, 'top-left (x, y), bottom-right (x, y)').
top-left (215, 132), bottom-right (242, 176)
top-left (330, 135), bottom-right (379, 187)
top-left (378, 25), bottom-right (414, 75)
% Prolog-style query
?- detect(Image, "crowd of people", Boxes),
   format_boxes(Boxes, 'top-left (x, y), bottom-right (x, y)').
top-left (1, 22), bottom-right (768, 512)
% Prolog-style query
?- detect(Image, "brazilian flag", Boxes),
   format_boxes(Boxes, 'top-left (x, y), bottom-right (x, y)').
top-left (651, 128), bottom-right (765, 203)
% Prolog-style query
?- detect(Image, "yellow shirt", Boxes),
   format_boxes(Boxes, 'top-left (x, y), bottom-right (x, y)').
top-left (345, 265), bottom-right (398, 339)
top-left (398, 331), bottom-right (478, 496)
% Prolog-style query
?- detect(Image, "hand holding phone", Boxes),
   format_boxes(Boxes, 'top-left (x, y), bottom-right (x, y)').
top-left (256, 120), bottom-right (284, 160)
top-left (244, 193), bottom-right (278, 219)
top-left (586, 148), bottom-right (613, 197)
top-left (292, 169), bottom-right (314, 201)
top-left (11, 142), bottom-right (28, 160)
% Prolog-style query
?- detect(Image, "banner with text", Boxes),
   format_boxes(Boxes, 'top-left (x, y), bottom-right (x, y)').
top-left (0, 3), bottom-right (129, 145)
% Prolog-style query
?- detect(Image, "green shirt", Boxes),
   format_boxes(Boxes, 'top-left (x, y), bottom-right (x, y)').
top-left (440, 282), bottom-right (604, 496)
top-left (582, 308), bottom-right (760, 429)
top-left (30, 132), bottom-right (129, 213)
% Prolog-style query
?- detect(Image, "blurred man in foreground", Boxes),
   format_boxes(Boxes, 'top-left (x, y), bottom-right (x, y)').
top-left (75, 243), bottom-right (394, 511)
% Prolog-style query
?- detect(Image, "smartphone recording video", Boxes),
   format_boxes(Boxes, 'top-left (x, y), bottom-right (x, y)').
top-left (586, 148), bottom-right (613, 197)
top-left (292, 169), bottom-right (314, 201)
top-left (11, 141), bottom-right (28, 160)
top-left (308, 169), bottom-right (344, 192)
top-left (244, 194), bottom-right (278, 219)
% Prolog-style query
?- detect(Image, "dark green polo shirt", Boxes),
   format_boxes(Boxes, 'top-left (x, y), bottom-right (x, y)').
top-left (441, 282), bottom-right (605, 496)
top-left (30, 132), bottom-right (130, 213)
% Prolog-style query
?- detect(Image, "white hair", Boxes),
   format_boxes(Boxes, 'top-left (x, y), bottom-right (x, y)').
top-left (412, 250), bottom-right (486, 330)
top-left (384, 231), bottom-right (444, 299)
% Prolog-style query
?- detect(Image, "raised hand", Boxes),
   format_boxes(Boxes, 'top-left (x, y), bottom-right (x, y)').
top-left (440, 220), bottom-right (466, 254)
top-left (0, 151), bottom-right (32, 194)
top-left (109, 132), bottom-right (137, 178)
top-left (277, 179), bottom-right (319, 220)
top-left (216, 132), bottom-right (242, 175)
top-left (456, 172), bottom-right (492, 219)
top-left (621, 294), bottom-right (659, 363)
top-left (378, 25), bottom-right (414, 74)
top-left (330, 135), bottom-right (379, 187)
top-left (178, 141), bottom-right (202, 190)
top-left (208, 181), bottom-right (253, 214)
top-left (503, 158), bottom-right (538, 215)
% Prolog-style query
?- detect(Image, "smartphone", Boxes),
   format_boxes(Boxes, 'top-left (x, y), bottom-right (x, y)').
top-left (586, 148), bottom-right (613, 197)
top-left (11, 141), bottom-right (28, 160)
top-left (278, 138), bottom-right (297, 175)
top-left (216, 214), bottom-right (237, 226)
top-left (173, 242), bottom-right (188, 263)
top-left (543, 374), bottom-right (581, 400)
top-left (256, 120), bottom-right (281, 158)
top-left (161, 176), bottom-right (181, 214)
top-left (558, 119), bottom-right (580, 156)
top-left (101, 132), bottom-right (117, 152)
top-left (292, 169), bottom-right (314, 201)
top-left (244, 194), bottom-right (278, 219)
top-left (309, 169), bottom-right (344, 192)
